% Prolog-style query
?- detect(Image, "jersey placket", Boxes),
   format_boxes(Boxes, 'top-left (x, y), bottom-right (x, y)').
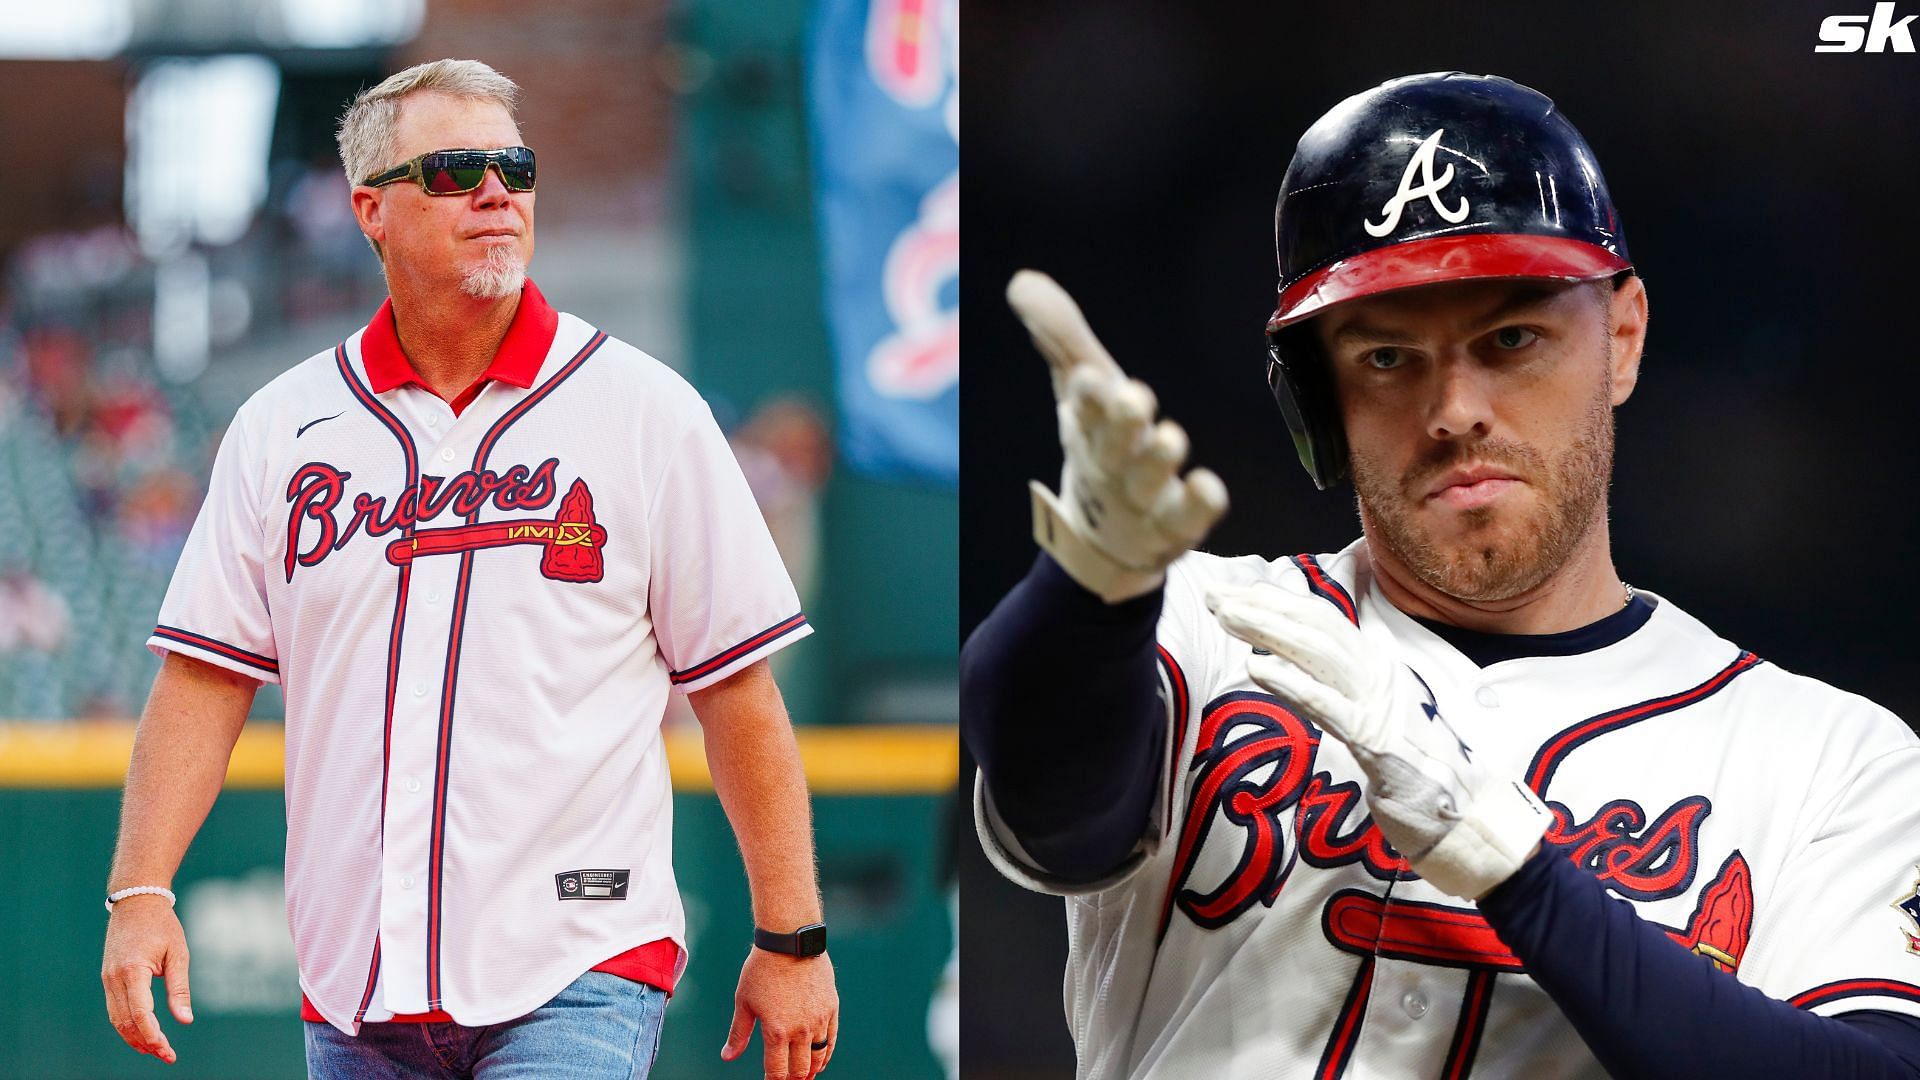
top-left (375, 387), bottom-right (487, 1015)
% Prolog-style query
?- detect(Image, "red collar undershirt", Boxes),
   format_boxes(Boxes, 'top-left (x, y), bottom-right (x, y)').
top-left (360, 279), bottom-right (561, 415)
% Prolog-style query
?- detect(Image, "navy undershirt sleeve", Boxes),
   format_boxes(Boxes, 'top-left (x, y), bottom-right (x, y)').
top-left (1479, 846), bottom-right (1920, 1078)
top-left (959, 554), bottom-right (1166, 881)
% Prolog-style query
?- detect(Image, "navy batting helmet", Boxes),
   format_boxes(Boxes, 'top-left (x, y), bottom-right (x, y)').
top-left (1266, 72), bottom-right (1633, 490)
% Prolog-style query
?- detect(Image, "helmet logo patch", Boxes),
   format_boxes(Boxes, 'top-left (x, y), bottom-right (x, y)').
top-left (1364, 129), bottom-right (1470, 238)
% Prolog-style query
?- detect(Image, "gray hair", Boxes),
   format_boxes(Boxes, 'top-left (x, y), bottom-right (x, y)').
top-left (335, 59), bottom-right (521, 188)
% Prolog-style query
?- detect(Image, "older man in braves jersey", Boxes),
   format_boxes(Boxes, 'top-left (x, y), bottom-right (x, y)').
top-left (964, 72), bottom-right (1920, 1078)
top-left (99, 59), bottom-right (837, 1080)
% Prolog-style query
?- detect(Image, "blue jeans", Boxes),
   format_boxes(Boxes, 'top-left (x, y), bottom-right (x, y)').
top-left (304, 971), bottom-right (667, 1079)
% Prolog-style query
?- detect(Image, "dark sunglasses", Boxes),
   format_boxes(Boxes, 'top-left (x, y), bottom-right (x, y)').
top-left (361, 146), bottom-right (537, 195)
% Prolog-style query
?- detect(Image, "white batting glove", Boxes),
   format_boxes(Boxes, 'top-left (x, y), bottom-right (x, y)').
top-left (1207, 582), bottom-right (1552, 900)
top-left (1007, 270), bottom-right (1229, 603)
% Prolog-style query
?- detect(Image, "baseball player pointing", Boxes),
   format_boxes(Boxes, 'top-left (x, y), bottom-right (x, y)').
top-left (100, 60), bottom-right (836, 1079)
top-left (964, 73), bottom-right (1920, 1077)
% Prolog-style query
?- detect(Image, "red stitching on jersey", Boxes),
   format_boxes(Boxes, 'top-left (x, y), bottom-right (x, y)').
top-left (1787, 978), bottom-right (1920, 1010)
top-left (1164, 695), bottom-right (1320, 929)
top-left (352, 935), bottom-right (382, 1024)
top-left (1443, 970), bottom-right (1496, 1080)
top-left (1323, 890), bottom-right (1526, 969)
top-left (670, 614), bottom-right (811, 684)
top-left (1524, 651), bottom-right (1762, 794)
top-left (1293, 554), bottom-right (1359, 626)
top-left (1152, 645), bottom-right (1191, 940)
top-left (1315, 956), bottom-right (1374, 1080)
top-left (151, 625), bottom-right (279, 675)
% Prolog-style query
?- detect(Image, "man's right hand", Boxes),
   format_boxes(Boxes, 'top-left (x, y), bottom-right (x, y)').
top-left (1007, 270), bottom-right (1229, 603)
top-left (102, 894), bottom-right (193, 1065)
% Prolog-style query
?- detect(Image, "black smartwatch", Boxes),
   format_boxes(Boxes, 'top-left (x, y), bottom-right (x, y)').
top-left (754, 923), bottom-right (828, 957)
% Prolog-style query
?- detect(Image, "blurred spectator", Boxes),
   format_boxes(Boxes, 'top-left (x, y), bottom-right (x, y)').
top-left (665, 396), bottom-right (834, 732)
top-left (730, 396), bottom-right (833, 600)
top-left (0, 569), bottom-right (71, 654)
top-left (21, 325), bottom-right (93, 436)
top-left (116, 465), bottom-right (199, 565)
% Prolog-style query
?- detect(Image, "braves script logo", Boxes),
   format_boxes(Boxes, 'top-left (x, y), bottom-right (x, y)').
top-left (284, 458), bottom-right (606, 584)
top-left (1364, 128), bottom-right (1470, 238)
top-left (1170, 691), bottom-right (1717, 933)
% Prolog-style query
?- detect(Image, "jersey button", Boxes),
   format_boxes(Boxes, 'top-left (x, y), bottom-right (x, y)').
top-left (1402, 990), bottom-right (1429, 1019)
top-left (1475, 686), bottom-right (1500, 708)
top-left (440, 447), bottom-right (456, 463)
top-left (406, 776), bottom-right (422, 794)
top-left (412, 682), bottom-right (428, 698)
top-left (401, 875), bottom-right (415, 890)
top-left (424, 414), bottom-right (440, 428)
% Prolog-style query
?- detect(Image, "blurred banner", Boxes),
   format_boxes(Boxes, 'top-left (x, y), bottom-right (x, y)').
top-left (807, 0), bottom-right (958, 488)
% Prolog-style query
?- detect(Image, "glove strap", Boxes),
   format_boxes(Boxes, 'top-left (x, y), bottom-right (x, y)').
top-left (1415, 779), bottom-right (1553, 900)
top-left (1029, 482), bottom-right (1166, 603)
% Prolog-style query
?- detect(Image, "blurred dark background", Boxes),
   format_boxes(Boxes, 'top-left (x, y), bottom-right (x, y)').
top-left (960, 2), bottom-right (1920, 1075)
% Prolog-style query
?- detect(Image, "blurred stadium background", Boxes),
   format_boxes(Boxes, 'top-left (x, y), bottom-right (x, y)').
top-left (963, 2), bottom-right (1920, 1077)
top-left (0, 1), bottom-right (957, 1077)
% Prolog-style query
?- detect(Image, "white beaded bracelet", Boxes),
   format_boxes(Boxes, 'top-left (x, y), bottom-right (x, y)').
top-left (104, 886), bottom-right (177, 913)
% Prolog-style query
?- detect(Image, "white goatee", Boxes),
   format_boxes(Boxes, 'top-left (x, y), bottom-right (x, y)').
top-left (460, 245), bottom-right (527, 300)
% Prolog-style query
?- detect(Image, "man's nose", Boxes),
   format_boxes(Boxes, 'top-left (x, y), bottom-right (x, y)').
top-left (1425, 353), bottom-right (1494, 442)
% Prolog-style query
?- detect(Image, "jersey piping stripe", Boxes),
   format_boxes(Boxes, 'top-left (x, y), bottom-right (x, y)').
top-left (150, 625), bottom-right (279, 675)
top-left (1152, 652), bottom-right (1191, 940)
top-left (425, 329), bottom-right (607, 1008)
top-left (1442, 969), bottom-right (1496, 1080)
top-left (1315, 955), bottom-right (1375, 1080)
top-left (1788, 978), bottom-right (1920, 1010)
top-left (1155, 642), bottom-right (1191, 933)
top-left (352, 936), bottom-right (383, 1025)
top-left (1292, 554), bottom-right (1359, 626)
top-left (1523, 651), bottom-right (1763, 794)
top-left (670, 613), bottom-right (811, 685)
top-left (335, 341), bottom-right (421, 1020)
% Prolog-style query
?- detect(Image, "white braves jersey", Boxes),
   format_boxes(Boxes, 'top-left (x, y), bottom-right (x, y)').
top-left (978, 540), bottom-right (1920, 1079)
top-left (150, 285), bottom-right (810, 1033)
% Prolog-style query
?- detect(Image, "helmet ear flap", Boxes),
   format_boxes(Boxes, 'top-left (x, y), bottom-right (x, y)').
top-left (1266, 326), bottom-right (1348, 491)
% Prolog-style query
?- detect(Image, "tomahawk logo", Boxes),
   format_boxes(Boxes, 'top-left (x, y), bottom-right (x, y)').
top-left (1818, 3), bottom-right (1917, 51)
top-left (1365, 129), bottom-right (1470, 238)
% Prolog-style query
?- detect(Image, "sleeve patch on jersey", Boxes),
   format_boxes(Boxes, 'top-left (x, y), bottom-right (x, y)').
top-left (670, 613), bottom-right (810, 684)
top-left (1893, 868), bottom-right (1920, 955)
top-left (152, 625), bottom-right (279, 675)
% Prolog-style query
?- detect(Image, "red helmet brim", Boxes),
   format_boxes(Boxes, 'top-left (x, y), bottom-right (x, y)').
top-left (1267, 233), bottom-right (1631, 333)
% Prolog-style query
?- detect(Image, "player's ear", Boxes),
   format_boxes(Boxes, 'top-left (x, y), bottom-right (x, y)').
top-left (351, 185), bottom-right (387, 250)
top-left (1606, 274), bottom-right (1647, 406)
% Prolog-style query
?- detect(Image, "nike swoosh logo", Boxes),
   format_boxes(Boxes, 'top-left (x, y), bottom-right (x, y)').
top-left (297, 412), bottom-right (345, 438)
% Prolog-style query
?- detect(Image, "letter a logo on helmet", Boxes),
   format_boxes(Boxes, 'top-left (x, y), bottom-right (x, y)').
top-left (1364, 129), bottom-right (1469, 238)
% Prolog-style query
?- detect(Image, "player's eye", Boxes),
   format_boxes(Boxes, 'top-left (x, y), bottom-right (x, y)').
top-left (1492, 326), bottom-right (1539, 350)
top-left (1366, 347), bottom-right (1404, 370)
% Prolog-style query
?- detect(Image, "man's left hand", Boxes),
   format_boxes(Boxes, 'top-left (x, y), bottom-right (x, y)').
top-left (721, 947), bottom-right (838, 1079)
top-left (1208, 581), bottom-right (1551, 899)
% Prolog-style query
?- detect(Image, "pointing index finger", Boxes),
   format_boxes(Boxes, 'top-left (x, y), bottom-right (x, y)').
top-left (1007, 270), bottom-right (1125, 399)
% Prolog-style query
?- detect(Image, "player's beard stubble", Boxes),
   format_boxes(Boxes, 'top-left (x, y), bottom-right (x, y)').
top-left (1350, 371), bottom-right (1615, 604)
